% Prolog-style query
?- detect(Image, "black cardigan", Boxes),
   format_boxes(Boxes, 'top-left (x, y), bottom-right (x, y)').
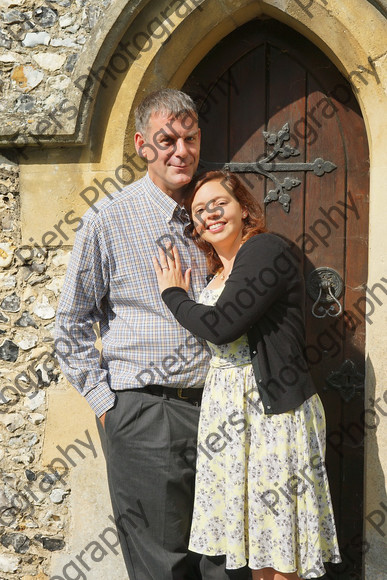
top-left (161, 233), bottom-right (316, 414)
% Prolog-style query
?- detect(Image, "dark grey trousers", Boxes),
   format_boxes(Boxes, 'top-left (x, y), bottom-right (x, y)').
top-left (97, 389), bottom-right (251, 580)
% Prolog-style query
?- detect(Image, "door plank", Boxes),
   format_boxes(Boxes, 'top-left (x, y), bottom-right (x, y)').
top-left (229, 45), bottom-right (266, 205)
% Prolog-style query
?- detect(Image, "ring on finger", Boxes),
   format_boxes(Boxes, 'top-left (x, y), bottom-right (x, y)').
top-left (162, 266), bottom-right (169, 270)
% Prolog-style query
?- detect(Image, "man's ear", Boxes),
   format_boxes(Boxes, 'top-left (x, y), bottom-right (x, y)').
top-left (134, 132), bottom-right (146, 158)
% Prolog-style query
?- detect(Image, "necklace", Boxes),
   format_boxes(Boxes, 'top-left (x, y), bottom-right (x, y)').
top-left (218, 270), bottom-right (230, 281)
top-left (216, 245), bottom-right (242, 281)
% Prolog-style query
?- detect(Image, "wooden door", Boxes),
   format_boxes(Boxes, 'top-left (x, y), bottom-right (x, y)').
top-left (184, 19), bottom-right (369, 579)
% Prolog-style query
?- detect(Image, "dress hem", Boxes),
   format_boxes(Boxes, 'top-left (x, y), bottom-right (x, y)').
top-left (188, 547), bottom-right (341, 577)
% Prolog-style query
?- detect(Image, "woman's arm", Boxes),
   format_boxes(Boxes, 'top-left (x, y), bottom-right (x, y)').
top-left (156, 234), bottom-right (300, 345)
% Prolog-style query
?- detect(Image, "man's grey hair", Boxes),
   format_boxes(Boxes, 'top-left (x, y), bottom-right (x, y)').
top-left (135, 88), bottom-right (198, 135)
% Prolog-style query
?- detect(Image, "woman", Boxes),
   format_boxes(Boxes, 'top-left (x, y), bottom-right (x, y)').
top-left (152, 171), bottom-right (341, 579)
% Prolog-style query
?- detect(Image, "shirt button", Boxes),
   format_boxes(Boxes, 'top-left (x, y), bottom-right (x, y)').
top-left (258, 379), bottom-right (263, 384)
top-left (267, 405), bottom-right (271, 410)
top-left (252, 350), bottom-right (257, 355)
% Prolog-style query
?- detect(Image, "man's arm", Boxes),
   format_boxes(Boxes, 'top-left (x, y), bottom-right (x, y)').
top-left (55, 215), bottom-right (115, 418)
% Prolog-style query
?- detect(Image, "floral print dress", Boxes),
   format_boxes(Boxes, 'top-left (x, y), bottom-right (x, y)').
top-left (188, 285), bottom-right (341, 577)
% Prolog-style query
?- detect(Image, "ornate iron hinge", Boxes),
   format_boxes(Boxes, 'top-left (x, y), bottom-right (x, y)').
top-left (325, 359), bottom-right (364, 402)
top-left (199, 123), bottom-right (337, 213)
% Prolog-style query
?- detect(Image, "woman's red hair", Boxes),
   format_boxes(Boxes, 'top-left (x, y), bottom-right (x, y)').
top-left (184, 171), bottom-right (266, 275)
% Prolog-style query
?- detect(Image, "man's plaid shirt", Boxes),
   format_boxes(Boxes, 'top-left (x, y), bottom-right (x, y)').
top-left (55, 173), bottom-right (210, 416)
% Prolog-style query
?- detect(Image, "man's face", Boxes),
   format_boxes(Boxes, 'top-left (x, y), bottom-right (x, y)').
top-left (134, 111), bottom-right (201, 196)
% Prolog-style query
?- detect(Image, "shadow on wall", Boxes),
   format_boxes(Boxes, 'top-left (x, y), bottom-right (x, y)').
top-left (363, 356), bottom-right (387, 564)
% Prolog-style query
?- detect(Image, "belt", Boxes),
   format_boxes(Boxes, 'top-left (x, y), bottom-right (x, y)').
top-left (140, 385), bottom-right (203, 406)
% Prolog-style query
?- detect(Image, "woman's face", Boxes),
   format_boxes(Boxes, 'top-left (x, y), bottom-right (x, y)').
top-left (191, 179), bottom-right (246, 251)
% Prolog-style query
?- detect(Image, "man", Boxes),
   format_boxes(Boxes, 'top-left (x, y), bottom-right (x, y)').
top-left (55, 89), bottom-right (251, 579)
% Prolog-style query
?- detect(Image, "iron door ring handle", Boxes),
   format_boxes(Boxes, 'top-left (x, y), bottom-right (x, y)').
top-left (306, 267), bottom-right (344, 319)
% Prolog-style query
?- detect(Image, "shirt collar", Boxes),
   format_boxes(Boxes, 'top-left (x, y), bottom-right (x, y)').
top-left (143, 172), bottom-right (190, 224)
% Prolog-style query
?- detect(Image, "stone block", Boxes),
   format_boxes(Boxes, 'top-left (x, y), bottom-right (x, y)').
top-left (41, 388), bottom-right (99, 466)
